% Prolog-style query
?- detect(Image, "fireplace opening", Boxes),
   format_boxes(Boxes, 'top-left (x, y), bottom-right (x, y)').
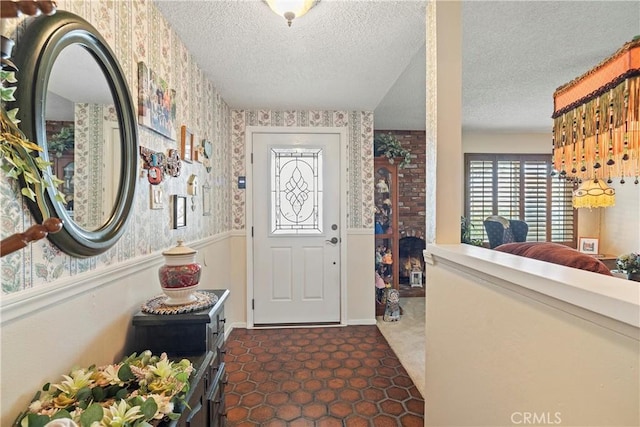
top-left (398, 236), bottom-right (425, 285)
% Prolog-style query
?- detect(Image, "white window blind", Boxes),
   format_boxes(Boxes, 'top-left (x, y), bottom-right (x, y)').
top-left (464, 154), bottom-right (576, 246)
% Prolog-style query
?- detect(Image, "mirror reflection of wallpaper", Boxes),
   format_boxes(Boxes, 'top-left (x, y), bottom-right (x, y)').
top-left (73, 103), bottom-right (117, 230)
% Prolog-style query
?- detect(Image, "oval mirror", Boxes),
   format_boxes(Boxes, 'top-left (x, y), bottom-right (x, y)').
top-left (12, 11), bottom-right (137, 257)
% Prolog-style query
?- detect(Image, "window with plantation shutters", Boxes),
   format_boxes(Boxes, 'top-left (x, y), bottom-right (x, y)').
top-left (464, 154), bottom-right (576, 246)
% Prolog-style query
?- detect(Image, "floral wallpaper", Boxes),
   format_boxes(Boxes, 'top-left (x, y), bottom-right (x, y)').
top-left (230, 110), bottom-right (375, 231)
top-left (0, 0), bottom-right (231, 294)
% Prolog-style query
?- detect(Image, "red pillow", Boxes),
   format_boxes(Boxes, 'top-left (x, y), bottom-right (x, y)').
top-left (495, 242), bottom-right (613, 276)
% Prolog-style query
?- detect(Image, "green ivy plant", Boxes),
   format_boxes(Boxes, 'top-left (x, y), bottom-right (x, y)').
top-left (1, 69), bottom-right (63, 212)
top-left (48, 125), bottom-right (74, 158)
top-left (461, 216), bottom-right (484, 246)
top-left (373, 132), bottom-right (411, 168)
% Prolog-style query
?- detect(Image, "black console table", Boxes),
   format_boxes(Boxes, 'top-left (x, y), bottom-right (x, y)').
top-left (130, 289), bottom-right (230, 427)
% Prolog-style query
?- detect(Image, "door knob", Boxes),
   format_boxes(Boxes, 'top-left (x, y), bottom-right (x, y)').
top-left (326, 237), bottom-right (338, 244)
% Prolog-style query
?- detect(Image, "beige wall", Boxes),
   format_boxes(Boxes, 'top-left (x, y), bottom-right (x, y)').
top-left (345, 233), bottom-right (375, 324)
top-left (579, 184), bottom-right (640, 255)
top-left (599, 184), bottom-right (640, 254)
top-left (227, 234), bottom-right (249, 328)
top-left (462, 131), bottom-right (550, 154)
top-left (434, 1), bottom-right (462, 244)
top-left (425, 251), bottom-right (639, 426)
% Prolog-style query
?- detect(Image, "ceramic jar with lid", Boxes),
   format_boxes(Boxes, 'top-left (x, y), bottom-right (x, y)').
top-left (159, 240), bottom-right (201, 305)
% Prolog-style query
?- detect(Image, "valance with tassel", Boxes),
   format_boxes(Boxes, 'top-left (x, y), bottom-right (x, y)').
top-left (552, 37), bottom-right (640, 185)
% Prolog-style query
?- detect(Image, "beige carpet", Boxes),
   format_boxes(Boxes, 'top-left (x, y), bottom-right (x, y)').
top-left (376, 297), bottom-right (425, 398)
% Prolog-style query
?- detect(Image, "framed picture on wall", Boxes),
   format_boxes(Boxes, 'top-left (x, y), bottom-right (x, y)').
top-left (578, 237), bottom-right (599, 255)
top-left (137, 62), bottom-right (177, 140)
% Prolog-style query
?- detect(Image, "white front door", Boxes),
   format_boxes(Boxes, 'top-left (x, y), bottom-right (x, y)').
top-left (250, 130), bottom-right (342, 325)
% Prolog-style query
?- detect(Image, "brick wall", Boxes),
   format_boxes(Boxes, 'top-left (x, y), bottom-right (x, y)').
top-left (374, 130), bottom-right (426, 238)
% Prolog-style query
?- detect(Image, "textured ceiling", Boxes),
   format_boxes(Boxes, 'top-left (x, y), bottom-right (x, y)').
top-left (462, 1), bottom-right (640, 134)
top-left (154, 0), bottom-right (640, 133)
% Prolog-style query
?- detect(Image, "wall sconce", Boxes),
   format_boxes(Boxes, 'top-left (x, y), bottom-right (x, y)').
top-left (265, 0), bottom-right (319, 27)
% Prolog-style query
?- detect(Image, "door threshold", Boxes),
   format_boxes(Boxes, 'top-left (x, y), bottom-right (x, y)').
top-left (253, 322), bottom-right (342, 329)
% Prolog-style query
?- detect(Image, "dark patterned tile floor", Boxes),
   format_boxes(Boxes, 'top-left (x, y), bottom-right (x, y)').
top-left (224, 325), bottom-right (424, 426)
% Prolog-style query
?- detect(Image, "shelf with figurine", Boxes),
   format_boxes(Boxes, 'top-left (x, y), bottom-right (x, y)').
top-left (374, 157), bottom-right (399, 290)
top-left (375, 242), bottom-right (394, 281)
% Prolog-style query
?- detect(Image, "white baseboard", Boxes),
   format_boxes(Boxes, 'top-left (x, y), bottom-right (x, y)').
top-left (226, 322), bottom-right (246, 338)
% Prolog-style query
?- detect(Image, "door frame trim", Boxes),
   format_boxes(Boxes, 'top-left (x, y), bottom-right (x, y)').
top-left (245, 126), bottom-right (348, 328)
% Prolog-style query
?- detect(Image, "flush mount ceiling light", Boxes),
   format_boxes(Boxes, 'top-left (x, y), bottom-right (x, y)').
top-left (265, 0), bottom-right (319, 27)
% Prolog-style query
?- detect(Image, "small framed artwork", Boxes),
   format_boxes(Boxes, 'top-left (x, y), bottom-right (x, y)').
top-left (578, 237), bottom-right (599, 255)
top-left (150, 185), bottom-right (164, 210)
top-left (202, 183), bottom-right (211, 216)
top-left (173, 195), bottom-right (187, 229)
top-left (180, 125), bottom-right (194, 163)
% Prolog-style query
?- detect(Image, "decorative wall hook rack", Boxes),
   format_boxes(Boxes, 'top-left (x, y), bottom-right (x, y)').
top-left (140, 146), bottom-right (182, 184)
top-left (1, 1), bottom-right (57, 19)
top-left (0, 218), bottom-right (62, 257)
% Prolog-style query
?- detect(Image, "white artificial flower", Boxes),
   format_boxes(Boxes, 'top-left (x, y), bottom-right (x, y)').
top-left (43, 419), bottom-right (79, 427)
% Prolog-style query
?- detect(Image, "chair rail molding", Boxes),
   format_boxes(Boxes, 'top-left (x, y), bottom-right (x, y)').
top-left (1, 232), bottom-right (231, 325)
top-left (426, 243), bottom-right (640, 337)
